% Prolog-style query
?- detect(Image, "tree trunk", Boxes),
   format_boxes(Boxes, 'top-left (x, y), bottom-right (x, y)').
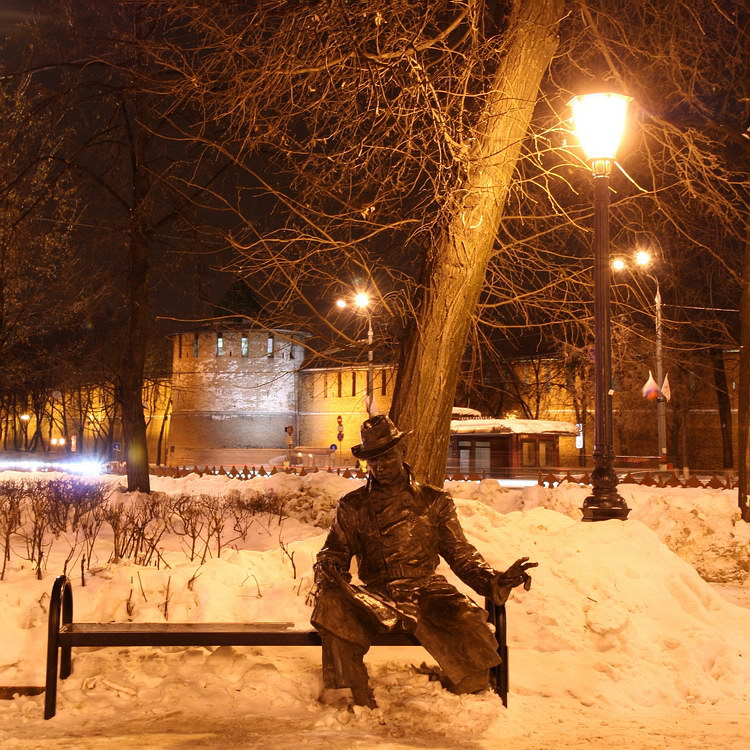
top-left (711, 348), bottom-right (734, 471)
top-left (155, 396), bottom-right (171, 466)
top-left (121, 221), bottom-right (151, 493)
top-left (738, 223), bottom-right (750, 521)
top-left (391, 0), bottom-right (563, 484)
top-left (737, 21), bottom-right (750, 522)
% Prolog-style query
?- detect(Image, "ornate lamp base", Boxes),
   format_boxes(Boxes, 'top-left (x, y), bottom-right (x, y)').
top-left (581, 458), bottom-right (631, 522)
top-left (581, 500), bottom-right (630, 522)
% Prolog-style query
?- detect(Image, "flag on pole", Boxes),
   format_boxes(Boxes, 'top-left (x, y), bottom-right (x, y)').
top-left (641, 371), bottom-right (660, 400)
top-left (661, 373), bottom-right (671, 402)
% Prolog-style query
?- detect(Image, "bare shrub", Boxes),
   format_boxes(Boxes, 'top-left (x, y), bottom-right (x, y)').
top-left (46, 477), bottom-right (109, 533)
top-left (20, 479), bottom-right (55, 579)
top-left (102, 498), bottom-right (129, 563)
top-left (170, 493), bottom-right (207, 561)
top-left (0, 480), bottom-right (24, 580)
top-left (200, 493), bottom-right (243, 560)
top-left (43, 478), bottom-right (111, 579)
top-left (236, 490), bottom-right (288, 531)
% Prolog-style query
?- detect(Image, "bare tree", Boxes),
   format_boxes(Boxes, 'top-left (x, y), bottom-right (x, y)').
top-left (2, 2), bottom-right (234, 490)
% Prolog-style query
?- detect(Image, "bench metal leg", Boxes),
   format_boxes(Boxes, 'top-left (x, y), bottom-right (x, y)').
top-left (60, 579), bottom-right (73, 679)
top-left (485, 599), bottom-right (508, 707)
top-left (44, 576), bottom-right (66, 719)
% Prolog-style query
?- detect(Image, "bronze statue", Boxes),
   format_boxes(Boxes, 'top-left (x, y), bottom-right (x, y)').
top-left (310, 415), bottom-right (537, 707)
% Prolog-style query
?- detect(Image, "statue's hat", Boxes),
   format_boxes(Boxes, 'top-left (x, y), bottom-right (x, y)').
top-left (351, 415), bottom-right (411, 460)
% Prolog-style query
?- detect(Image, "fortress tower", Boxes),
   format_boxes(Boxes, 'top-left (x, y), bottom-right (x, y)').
top-left (167, 324), bottom-right (308, 466)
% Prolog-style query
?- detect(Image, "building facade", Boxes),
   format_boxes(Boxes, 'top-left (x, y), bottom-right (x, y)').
top-left (168, 327), bottom-right (308, 467)
top-left (164, 324), bottom-right (577, 472)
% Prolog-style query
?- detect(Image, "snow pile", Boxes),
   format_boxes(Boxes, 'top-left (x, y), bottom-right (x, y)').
top-left (451, 503), bottom-right (750, 708)
top-left (519, 482), bottom-right (750, 583)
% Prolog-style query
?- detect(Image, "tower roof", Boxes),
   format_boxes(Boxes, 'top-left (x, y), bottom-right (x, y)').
top-left (212, 278), bottom-right (261, 322)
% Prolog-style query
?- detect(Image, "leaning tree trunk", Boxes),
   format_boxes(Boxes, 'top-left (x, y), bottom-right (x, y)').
top-left (390, 0), bottom-right (563, 485)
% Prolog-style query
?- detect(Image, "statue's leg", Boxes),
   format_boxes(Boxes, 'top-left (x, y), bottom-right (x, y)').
top-left (312, 587), bottom-right (378, 708)
top-left (413, 583), bottom-right (500, 693)
top-left (320, 634), bottom-right (376, 708)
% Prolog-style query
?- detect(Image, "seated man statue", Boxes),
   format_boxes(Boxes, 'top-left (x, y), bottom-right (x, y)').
top-left (310, 415), bottom-right (537, 707)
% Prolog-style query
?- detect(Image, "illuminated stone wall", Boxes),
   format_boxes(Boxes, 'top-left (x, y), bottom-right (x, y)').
top-left (297, 366), bottom-right (397, 458)
top-left (167, 328), bottom-right (306, 465)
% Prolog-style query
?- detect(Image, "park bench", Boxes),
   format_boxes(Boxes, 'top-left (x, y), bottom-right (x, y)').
top-left (44, 574), bottom-right (508, 719)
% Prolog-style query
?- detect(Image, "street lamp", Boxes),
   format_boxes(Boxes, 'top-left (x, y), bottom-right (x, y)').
top-left (336, 293), bottom-right (375, 417)
top-left (569, 91), bottom-right (632, 521)
top-left (612, 249), bottom-right (668, 470)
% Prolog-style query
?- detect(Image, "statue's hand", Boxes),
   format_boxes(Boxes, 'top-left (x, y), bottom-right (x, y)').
top-left (313, 558), bottom-right (345, 587)
top-left (501, 557), bottom-right (538, 589)
top-left (491, 557), bottom-right (538, 604)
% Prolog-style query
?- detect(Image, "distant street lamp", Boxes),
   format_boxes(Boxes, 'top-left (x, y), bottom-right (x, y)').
top-left (612, 249), bottom-right (668, 470)
top-left (569, 91), bottom-right (632, 522)
top-left (336, 293), bottom-right (375, 417)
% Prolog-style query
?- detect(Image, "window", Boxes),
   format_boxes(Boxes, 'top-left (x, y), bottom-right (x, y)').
top-left (521, 440), bottom-right (537, 467)
top-left (337, 371), bottom-right (342, 398)
top-left (381, 369), bottom-right (387, 396)
top-left (458, 440), bottom-right (471, 475)
top-left (474, 441), bottom-right (491, 473)
top-left (351, 370), bottom-right (357, 396)
top-left (289, 343), bottom-right (295, 359)
top-left (267, 334), bottom-right (274, 358)
top-left (216, 333), bottom-right (224, 356)
top-left (193, 333), bottom-right (199, 358)
top-left (241, 334), bottom-right (249, 357)
top-left (177, 335), bottom-right (182, 359)
top-left (539, 440), bottom-right (555, 467)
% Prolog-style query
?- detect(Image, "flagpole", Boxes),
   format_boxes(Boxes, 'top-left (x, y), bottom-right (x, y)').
top-left (655, 283), bottom-right (668, 470)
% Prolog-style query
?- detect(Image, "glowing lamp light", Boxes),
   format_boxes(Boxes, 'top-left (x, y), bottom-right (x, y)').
top-left (69, 460), bottom-right (104, 476)
top-left (20, 413), bottom-right (30, 422)
top-left (59, 438), bottom-right (66, 446)
top-left (51, 438), bottom-right (59, 446)
top-left (335, 298), bottom-right (347, 309)
top-left (611, 258), bottom-right (626, 271)
top-left (569, 92), bottom-right (631, 162)
top-left (635, 250), bottom-right (652, 267)
top-left (354, 293), bottom-right (369, 308)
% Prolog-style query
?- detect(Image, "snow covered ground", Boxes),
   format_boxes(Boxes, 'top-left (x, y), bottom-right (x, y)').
top-left (0, 469), bottom-right (748, 749)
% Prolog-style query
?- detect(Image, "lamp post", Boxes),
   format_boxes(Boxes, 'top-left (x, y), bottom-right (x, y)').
top-left (570, 92), bottom-right (632, 522)
top-left (336, 293), bottom-right (375, 417)
top-left (613, 250), bottom-right (668, 470)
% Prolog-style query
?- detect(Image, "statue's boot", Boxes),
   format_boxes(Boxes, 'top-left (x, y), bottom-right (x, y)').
top-left (444, 668), bottom-right (490, 695)
top-left (350, 683), bottom-right (377, 708)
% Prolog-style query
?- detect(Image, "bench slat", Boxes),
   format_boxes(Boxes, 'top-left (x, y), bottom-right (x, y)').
top-left (62, 622), bottom-right (296, 634)
top-left (58, 622), bottom-right (421, 648)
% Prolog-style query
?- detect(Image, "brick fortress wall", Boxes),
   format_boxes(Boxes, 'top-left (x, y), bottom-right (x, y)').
top-left (167, 328), bottom-right (305, 466)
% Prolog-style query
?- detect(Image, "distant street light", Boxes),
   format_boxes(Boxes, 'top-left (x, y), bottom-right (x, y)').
top-left (569, 91), bottom-right (632, 522)
top-left (612, 249), bottom-right (668, 470)
top-left (335, 293), bottom-right (375, 417)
